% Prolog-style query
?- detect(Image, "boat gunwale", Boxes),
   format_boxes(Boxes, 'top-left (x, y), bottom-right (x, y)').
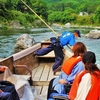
top-left (13, 43), bottom-right (41, 61)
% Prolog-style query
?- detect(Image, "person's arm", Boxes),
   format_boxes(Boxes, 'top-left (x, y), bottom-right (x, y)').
top-left (56, 71), bottom-right (68, 84)
top-left (58, 64), bottom-right (80, 84)
top-left (58, 62), bottom-right (84, 84)
top-left (65, 61), bottom-right (84, 84)
top-left (69, 34), bottom-right (76, 48)
top-left (0, 89), bottom-right (3, 93)
top-left (58, 79), bottom-right (67, 84)
top-left (57, 34), bottom-right (61, 38)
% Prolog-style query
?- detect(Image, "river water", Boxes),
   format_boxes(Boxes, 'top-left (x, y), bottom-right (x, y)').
top-left (0, 27), bottom-right (100, 67)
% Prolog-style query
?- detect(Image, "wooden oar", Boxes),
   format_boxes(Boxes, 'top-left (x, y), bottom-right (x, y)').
top-left (21, 0), bottom-right (72, 52)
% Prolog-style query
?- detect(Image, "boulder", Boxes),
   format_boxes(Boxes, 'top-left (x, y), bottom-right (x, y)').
top-left (14, 34), bottom-right (35, 53)
top-left (85, 29), bottom-right (100, 39)
top-left (65, 23), bottom-right (71, 27)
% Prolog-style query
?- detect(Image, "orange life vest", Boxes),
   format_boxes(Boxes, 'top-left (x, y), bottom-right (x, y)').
top-left (69, 70), bottom-right (100, 100)
top-left (0, 66), bottom-right (7, 72)
top-left (62, 56), bottom-right (82, 75)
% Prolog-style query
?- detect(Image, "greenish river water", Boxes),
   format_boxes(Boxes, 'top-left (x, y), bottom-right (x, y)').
top-left (0, 27), bottom-right (100, 68)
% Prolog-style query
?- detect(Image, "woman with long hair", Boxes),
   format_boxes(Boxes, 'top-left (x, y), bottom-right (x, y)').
top-left (69, 51), bottom-right (100, 100)
top-left (47, 42), bottom-right (87, 100)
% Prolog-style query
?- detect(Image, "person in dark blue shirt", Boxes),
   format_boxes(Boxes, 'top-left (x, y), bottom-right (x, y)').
top-left (34, 30), bottom-right (81, 75)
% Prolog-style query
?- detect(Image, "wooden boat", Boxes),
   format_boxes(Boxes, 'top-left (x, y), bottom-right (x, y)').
top-left (0, 40), bottom-right (72, 99)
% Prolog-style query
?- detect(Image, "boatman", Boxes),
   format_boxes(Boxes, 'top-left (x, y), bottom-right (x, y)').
top-left (34, 30), bottom-right (81, 75)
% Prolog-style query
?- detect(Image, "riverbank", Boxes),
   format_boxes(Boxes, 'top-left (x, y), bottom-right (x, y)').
top-left (0, 21), bottom-right (100, 31)
top-left (51, 23), bottom-right (100, 29)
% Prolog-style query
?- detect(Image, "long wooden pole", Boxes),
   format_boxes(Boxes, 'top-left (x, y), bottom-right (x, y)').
top-left (21, 0), bottom-right (72, 51)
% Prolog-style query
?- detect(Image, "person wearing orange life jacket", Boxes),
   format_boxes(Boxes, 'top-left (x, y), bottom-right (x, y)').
top-left (47, 42), bottom-right (87, 100)
top-left (69, 51), bottom-right (100, 100)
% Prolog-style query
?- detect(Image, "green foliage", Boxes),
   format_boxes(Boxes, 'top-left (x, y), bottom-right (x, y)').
top-left (1, 0), bottom-right (100, 28)
top-left (48, 8), bottom-right (76, 24)
top-left (94, 6), bottom-right (100, 24)
top-left (0, 1), bottom-right (8, 18)
top-left (48, 11), bottom-right (62, 23)
top-left (9, 10), bottom-right (35, 26)
top-left (0, 24), bottom-right (8, 29)
top-left (41, 0), bottom-right (100, 26)
top-left (31, 0), bottom-right (48, 20)
top-left (75, 15), bottom-right (93, 25)
top-left (5, 0), bottom-right (19, 10)
top-left (24, 14), bottom-right (35, 23)
top-left (18, 16), bottom-right (26, 25)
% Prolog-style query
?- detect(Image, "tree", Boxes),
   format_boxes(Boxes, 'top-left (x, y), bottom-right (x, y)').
top-left (61, 8), bottom-right (76, 24)
top-left (31, 0), bottom-right (48, 20)
top-left (0, 1), bottom-right (9, 19)
top-left (48, 11), bottom-right (62, 23)
top-left (5, 0), bottom-right (19, 10)
top-left (17, 0), bottom-right (33, 13)
top-left (94, 6), bottom-right (100, 24)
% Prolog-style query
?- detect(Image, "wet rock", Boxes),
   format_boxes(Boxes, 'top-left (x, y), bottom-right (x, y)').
top-left (65, 23), bottom-right (71, 27)
top-left (14, 34), bottom-right (35, 53)
top-left (85, 29), bottom-right (100, 39)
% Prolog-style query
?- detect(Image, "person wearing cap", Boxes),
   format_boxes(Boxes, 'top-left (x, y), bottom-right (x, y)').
top-left (34, 30), bottom-right (81, 75)
top-left (58, 30), bottom-right (81, 49)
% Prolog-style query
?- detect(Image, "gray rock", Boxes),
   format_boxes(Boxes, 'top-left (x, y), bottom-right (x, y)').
top-left (14, 34), bottom-right (35, 53)
top-left (65, 23), bottom-right (71, 27)
top-left (85, 29), bottom-right (100, 39)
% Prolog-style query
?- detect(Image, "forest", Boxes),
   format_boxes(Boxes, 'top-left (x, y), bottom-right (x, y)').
top-left (0, 0), bottom-right (100, 29)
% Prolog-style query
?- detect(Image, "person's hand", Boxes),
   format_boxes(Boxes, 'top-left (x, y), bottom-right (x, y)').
top-left (0, 89), bottom-right (3, 93)
top-left (57, 34), bottom-right (61, 38)
top-left (0, 66), bottom-right (8, 72)
top-left (58, 79), bottom-right (67, 84)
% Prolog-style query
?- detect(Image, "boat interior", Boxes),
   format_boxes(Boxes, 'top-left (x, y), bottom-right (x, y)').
top-left (0, 41), bottom-right (72, 99)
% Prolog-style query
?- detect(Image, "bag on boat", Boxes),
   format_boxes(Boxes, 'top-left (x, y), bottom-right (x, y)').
top-left (0, 80), bottom-right (20, 100)
top-left (64, 84), bottom-right (72, 94)
top-left (0, 67), bottom-right (34, 100)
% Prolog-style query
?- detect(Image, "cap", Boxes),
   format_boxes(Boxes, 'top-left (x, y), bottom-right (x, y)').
top-left (74, 30), bottom-right (81, 37)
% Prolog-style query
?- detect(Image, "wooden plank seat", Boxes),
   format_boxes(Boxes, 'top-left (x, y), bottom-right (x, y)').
top-left (31, 62), bottom-right (61, 100)
top-left (32, 62), bottom-right (61, 86)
